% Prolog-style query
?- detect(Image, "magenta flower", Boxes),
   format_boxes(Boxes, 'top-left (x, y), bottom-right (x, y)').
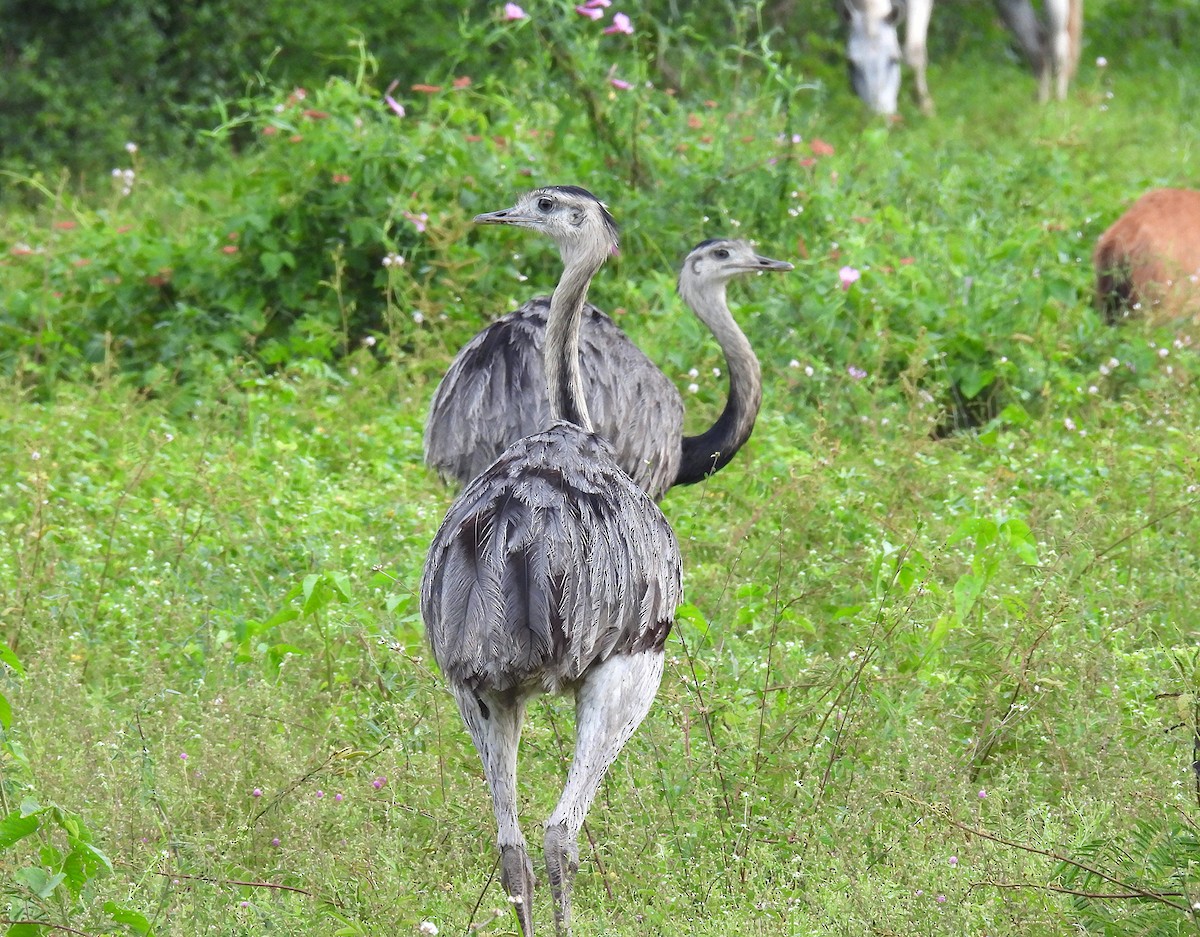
top-left (251, 788), bottom-right (262, 798)
top-left (271, 837), bottom-right (281, 847)
top-left (604, 12), bottom-right (633, 34)
top-left (503, 3), bottom-right (527, 19)
top-left (373, 776), bottom-right (387, 790)
top-left (179, 752), bottom-right (188, 761)
top-left (978, 789), bottom-right (987, 799)
top-left (585, 0), bottom-right (612, 6)
top-left (404, 210), bottom-right (429, 233)
top-left (575, 5), bottom-right (603, 19)
top-left (384, 95), bottom-right (405, 117)
top-left (948, 856), bottom-right (958, 867)
top-left (610, 75), bottom-right (633, 90)
top-left (838, 265), bottom-right (861, 290)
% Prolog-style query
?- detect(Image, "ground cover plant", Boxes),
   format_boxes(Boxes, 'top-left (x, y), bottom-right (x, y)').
top-left (1, 1), bottom-right (1199, 934)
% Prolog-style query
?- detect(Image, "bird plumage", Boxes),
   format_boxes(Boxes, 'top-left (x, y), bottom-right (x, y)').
top-left (423, 299), bottom-right (682, 496)
top-left (422, 422), bottom-right (680, 695)
top-left (420, 185), bottom-right (683, 936)
top-left (424, 238), bottom-right (791, 498)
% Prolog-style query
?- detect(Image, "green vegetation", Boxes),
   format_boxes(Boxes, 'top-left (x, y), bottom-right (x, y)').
top-left (2, 1), bottom-right (1199, 934)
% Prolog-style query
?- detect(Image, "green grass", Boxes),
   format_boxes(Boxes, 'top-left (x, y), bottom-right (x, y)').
top-left (2, 3), bottom-right (1200, 934)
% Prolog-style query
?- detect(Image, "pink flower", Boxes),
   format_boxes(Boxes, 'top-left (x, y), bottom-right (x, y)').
top-left (838, 265), bottom-right (861, 290)
top-left (948, 856), bottom-right (958, 867)
top-left (373, 776), bottom-right (387, 790)
top-left (978, 789), bottom-right (987, 799)
top-left (384, 95), bottom-right (405, 117)
top-left (610, 76), bottom-right (633, 91)
top-left (503, 2), bottom-right (527, 19)
top-left (576, 5), bottom-right (603, 19)
top-left (847, 365), bottom-right (867, 380)
top-left (604, 12), bottom-right (633, 34)
top-left (585, 0), bottom-right (612, 6)
top-left (404, 210), bottom-right (429, 233)
top-left (252, 788), bottom-right (262, 798)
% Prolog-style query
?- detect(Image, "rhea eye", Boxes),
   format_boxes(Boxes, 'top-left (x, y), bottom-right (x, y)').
top-left (714, 248), bottom-right (730, 259)
top-left (537, 197), bottom-right (554, 212)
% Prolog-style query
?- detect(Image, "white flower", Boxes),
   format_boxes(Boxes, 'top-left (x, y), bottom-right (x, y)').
top-left (687, 383), bottom-right (699, 394)
top-left (788, 359), bottom-right (800, 368)
top-left (1096, 56), bottom-right (1108, 67)
top-left (125, 141), bottom-right (138, 153)
top-left (412, 311), bottom-right (425, 325)
top-left (419, 923), bottom-right (438, 936)
top-left (687, 367), bottom-right (699, 378)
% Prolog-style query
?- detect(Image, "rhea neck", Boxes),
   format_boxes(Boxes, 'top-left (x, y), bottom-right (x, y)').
top-left (544, 239), bottom-right (610, 432)
top-left (675, 276), bottom-right (763, 486)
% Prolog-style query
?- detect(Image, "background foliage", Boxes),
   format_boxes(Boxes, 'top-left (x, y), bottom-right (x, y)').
top-left (1, 1), bottom-right (1199, 935)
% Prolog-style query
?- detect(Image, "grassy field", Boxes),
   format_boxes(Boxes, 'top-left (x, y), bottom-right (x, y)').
top-left (2, 3), bottom-right (1200, 935)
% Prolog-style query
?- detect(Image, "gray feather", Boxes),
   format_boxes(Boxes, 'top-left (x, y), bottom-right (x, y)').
top-left (421, 422), bottom-right (683, 695)
top-left (424, 298), bottom-right (683, 499)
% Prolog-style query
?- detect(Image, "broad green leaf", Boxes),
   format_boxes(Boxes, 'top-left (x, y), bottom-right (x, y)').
top-left (0, 642), bottom-right (24, 675)
top-left (329, 571), bottom-right (352, 601)
top-left (0, 692), bottom-right (11, 730)
top-left (14, 867), bottom-right (64, 899)
top-left (6, 923), bottom-right (43, 936)
top-left (954, 573), bottom-right (985, 624)
top-left (104, 900), bottom-right (155, 935)
top-left (0, 811), bottom-right (41, 849)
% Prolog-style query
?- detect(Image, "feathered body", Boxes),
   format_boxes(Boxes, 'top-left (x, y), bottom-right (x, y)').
top-left (425, 299), bottom-right (682, 498)
top-left (422, 422), bottom-right (681, 696)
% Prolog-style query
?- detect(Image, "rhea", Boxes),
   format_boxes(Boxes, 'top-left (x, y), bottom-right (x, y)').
top-left (421, 186), bottom-right (683, 936)
top-left (424, 239), bottom-right (792, 499)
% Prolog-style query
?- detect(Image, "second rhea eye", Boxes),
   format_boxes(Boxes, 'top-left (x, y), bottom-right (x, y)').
top-left (537, 197), bottom-right (554, 212)
top-left (714, 249), bottom-right (730, 259)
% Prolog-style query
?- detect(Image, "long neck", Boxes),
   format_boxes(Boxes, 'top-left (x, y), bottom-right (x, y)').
top-left (675, 281), bottom-right (763, 486)
top-left (544, 251), bottom-right (597, 431)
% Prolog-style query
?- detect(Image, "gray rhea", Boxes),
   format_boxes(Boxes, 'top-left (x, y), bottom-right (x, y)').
top-left (424, 237), bottom-right (792, 499)
top-left (420, 186), bottom-right (683, 936)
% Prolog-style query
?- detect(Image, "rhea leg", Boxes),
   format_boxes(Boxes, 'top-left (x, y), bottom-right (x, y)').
top-left (452, 685), bottom-right (536, 936)
top-left (543, 651), bottom-right (665, 935)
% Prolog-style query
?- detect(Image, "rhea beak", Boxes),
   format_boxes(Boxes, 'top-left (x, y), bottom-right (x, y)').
top-left (751, 254), bottom-right (795, 273)
top-left (474, 207), bottom-right (535, 227)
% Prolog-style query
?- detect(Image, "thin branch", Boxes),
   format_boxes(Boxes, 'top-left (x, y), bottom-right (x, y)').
top-left (888, 791), bottom-right (1191, 913)
top-left (149, 869), bottom-right (317, 898)
top-left (0, 920), bottom-right (95, 936)
top-left (972, 880), bottom-right (1187, 902)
